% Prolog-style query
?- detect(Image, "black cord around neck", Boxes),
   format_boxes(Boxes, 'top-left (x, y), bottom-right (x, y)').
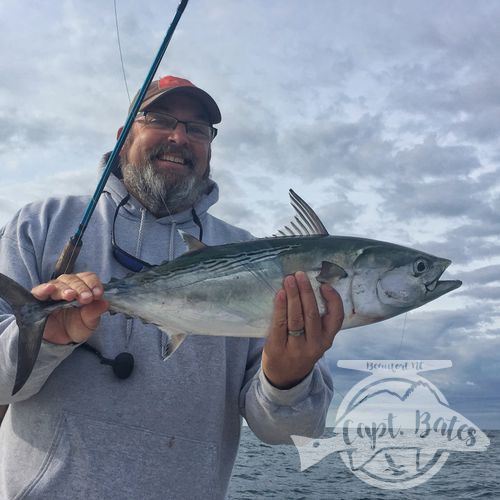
top-left (191, 207), bottom-right (203, 242)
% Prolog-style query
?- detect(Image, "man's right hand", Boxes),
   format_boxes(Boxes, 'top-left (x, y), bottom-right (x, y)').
top-left (31, 272), bottom-right (109, 345)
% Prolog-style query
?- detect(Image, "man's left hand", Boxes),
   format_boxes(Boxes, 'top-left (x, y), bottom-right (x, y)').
top-left (262, 271), bottom-right (344, 389)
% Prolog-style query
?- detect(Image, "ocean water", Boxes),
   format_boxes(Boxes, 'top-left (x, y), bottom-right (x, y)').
top-left (228, 429), bottom-right (499, 499)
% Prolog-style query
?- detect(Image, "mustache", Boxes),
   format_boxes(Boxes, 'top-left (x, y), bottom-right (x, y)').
top-left (146, 143), bottom-right (194, 167)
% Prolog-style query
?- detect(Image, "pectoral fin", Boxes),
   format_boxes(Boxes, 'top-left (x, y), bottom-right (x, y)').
top-left (316, 261), bottom-right (347, 284)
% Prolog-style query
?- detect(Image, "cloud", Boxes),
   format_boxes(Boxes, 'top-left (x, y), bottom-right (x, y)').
top-left (393, 136), bottom-right (480, 178)
top-left (0, 0), bottom-right (499, 427)
top-left (457, 286), bottom-right (500, 302)
top-left (0, 169), bottom-right (97, 227)
top-left (457, 265), bottom-right (500, 285)
top-left (382, 176), bottom-right (482, 219)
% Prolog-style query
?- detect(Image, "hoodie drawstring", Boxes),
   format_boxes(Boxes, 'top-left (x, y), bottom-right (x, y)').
top-left (135, 208), bottom-right (147, 256)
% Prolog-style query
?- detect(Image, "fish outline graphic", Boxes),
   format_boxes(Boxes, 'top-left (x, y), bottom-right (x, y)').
top-left (291, 360), bottom-right (490, 490)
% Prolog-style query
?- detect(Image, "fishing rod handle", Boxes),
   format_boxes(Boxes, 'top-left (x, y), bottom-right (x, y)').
top-left (51, 236), bottom-right (83, 279)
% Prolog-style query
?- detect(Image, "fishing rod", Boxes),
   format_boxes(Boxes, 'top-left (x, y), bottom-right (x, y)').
top-left (52, 0), bottom-right (189, 279)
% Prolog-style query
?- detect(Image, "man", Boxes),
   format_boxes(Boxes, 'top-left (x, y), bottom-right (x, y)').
top-left (0, 76), bottom-right (343, 499)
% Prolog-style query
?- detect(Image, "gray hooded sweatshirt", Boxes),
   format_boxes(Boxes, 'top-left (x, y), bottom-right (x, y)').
top-left (0, 168), bottom-right (333, 499)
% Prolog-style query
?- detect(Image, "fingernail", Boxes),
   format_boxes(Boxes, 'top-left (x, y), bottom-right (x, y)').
top-left (286, 275), bottom-right (296, 287)
top-left (92, 287), bottom-right (103, 296)
top-left (80, 291), bottom-right (92, 300)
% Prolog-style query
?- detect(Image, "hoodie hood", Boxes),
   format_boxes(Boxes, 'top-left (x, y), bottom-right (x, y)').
top-left (99, 152), bottom-right (219, 226)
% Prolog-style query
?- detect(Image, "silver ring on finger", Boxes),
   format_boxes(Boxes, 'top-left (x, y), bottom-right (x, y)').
top-left (288, 328), bottom-right (305, 337)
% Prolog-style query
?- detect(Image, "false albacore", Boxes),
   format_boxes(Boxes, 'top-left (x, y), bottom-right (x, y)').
top-left (0, 190), bottom-right (461, 395)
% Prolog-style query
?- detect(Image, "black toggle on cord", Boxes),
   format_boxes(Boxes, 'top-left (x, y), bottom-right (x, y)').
top-left (79, 343), bottom-right (134, 379)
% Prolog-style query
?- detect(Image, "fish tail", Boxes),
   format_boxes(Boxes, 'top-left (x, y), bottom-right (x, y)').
top-left (291, 435), bottom-right (334, 471)
top-left (0, 273), bottom-right (48, 395)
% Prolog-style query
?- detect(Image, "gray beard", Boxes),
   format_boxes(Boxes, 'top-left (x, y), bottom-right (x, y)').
top-left (121, 160), bottom-right (211, 217)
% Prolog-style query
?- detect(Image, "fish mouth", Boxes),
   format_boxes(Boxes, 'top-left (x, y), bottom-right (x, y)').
top-left (425, 279), bottom-right (462, 296)
top-left (424, 258), bottom-right (461, 296)
top-left (425, 279), bottom-right (438, 292)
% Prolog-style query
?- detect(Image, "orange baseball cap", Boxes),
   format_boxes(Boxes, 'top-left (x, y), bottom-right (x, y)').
top-left (130, 75), bottom-right (221, 124)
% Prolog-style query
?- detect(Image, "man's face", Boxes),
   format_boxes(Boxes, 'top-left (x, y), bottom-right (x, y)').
top-left (120, 93), bottom-right (213, 215)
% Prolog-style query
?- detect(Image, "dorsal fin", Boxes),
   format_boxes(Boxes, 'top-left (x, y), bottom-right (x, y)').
top-left (273, 189), bottom-right (329, 237)
top-left (178, 229), bottom-right (207, 252)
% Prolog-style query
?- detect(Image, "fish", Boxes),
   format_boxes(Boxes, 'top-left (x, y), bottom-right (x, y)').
top-left (0, 190), bottom-right (461, 395)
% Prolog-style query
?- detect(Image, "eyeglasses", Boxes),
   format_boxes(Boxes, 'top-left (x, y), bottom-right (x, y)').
top-left (136, 111), bottom-right (218, 142)
top-left (111, 195), bottom-right (153, 272)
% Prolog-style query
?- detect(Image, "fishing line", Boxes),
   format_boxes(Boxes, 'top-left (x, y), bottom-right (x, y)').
top-left (52, 0), bottom-right (189, 279)
top-left (158, 181), bottom-right (177, 221)
top-left (113, 0), bottom-right (131, 103)
top-left (396, 312), bottom-right (408, 358)
top-left (110, 0), bottom-right (274, 293)
top-left (331, 382), bottom-right (347, 401)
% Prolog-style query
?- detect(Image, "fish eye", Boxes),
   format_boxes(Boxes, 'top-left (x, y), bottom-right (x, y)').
top-left (413, 258), bottom-right (428, 275)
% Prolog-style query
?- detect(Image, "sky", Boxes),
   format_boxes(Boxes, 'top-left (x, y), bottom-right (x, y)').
top-left (0, 0), bottom-right (499, 437)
